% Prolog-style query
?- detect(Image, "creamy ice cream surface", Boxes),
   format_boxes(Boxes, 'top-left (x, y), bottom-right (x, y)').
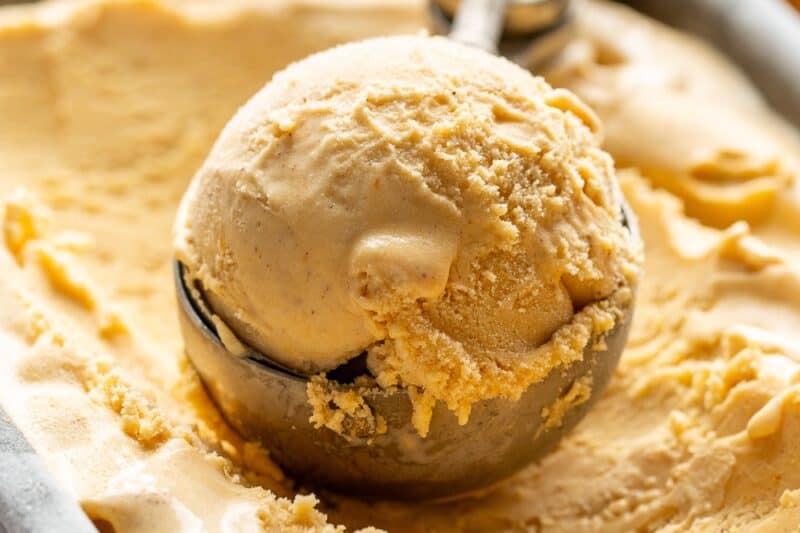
top-left (0, 0), bottom-right (799, 531)
top-left (175, 35), bottom-right (639, 433)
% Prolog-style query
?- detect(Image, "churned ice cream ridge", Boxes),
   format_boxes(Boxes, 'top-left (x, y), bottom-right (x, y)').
top-left (0, 0), bottom-right (799, 531)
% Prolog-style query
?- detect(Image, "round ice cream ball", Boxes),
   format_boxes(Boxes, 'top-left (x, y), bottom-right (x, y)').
top-left (174, 35), bottom-right (637, 379)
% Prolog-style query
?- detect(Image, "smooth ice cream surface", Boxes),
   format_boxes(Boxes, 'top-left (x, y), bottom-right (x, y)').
top-left (1, 0), bottom-right (800, 532)
top-left (176, 35), bottom-right (639, 430)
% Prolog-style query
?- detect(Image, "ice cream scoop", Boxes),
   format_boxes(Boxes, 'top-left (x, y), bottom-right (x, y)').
top-left (175, 253), bottom-right (635, 500)
top-left (175, 1), bottom-right (640, 500)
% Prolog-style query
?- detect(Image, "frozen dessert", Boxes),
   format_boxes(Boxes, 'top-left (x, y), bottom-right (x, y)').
top-left (0, 0), bottom-right (798, 531)
top-left (175, 34), bottom-right (640, 435)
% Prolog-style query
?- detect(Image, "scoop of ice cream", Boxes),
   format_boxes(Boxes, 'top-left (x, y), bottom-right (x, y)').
top-left (175, 35), bottom-right (639, 426)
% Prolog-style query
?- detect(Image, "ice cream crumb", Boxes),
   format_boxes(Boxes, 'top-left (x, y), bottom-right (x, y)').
top-left (35, 243), bottom-right (96, 310)
top-left (539, 373), bottom-right (594, 435)
top-left (1, 188), bottom-right (49, 265)
top-left (307, 375), bottom-right (388, 441)
top-left (85, 359), bottom-right (171, 448)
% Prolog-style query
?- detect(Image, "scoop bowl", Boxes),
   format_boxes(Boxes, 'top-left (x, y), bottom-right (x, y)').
top-left (174, 205), bottom-right (637, 501)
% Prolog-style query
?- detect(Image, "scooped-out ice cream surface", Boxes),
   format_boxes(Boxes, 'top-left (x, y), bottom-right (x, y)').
top-left (175, 35), bottom-right (641, 435)
top-left (5, 1), bottom-right (800, 530)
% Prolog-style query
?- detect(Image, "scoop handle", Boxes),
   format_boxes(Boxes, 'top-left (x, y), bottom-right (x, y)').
top-left (449, 0), bottom-right (509, 53)
top-left (624, 0), bottom-right (800, 130)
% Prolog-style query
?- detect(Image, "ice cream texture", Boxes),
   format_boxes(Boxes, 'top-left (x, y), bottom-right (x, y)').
top-left (0, 0), bottom-right (799, 531)
top-left (175, 34), bottom-right (639, 434)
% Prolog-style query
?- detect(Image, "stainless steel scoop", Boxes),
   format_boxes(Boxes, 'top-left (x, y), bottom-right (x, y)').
top-left (176, 263), bottom-right (634, 501)
top-left (175, 0), bottom-right (638, 501)
top-left (432, 0), bottom-right (574, 69)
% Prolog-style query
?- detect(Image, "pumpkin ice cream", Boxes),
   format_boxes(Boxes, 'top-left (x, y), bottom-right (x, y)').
top-left (175, 34), bottom-right (639, 436)
top-left (0, 0), bottom-right (798, 532)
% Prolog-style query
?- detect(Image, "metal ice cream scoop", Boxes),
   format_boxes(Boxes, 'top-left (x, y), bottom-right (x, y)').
top-left (176, 0), bottom-right (637, 501)
top-left (432, 0), bottom-right (574, 68)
